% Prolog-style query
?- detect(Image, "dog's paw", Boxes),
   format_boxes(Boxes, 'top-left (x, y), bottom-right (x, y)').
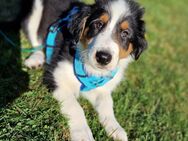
top-left (109, 127), bottom-right (128, 141)
top-left (70, 126), bottom-right (95, 141)
top-left (102, 118), bottom-right (128, 141)
top-left (24, 51), bottom-right (44, 69)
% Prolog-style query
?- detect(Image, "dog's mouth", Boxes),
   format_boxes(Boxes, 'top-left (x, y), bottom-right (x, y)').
top-left (79, 48), bottom-right (119, 76)
top-left (85, 57), bottom-right (118, 76)
top-left (94, 63), bottom-right (115, 71)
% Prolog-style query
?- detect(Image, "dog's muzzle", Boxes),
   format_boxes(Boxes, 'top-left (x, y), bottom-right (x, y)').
top-left (96, 51), bottom-right (112, 66)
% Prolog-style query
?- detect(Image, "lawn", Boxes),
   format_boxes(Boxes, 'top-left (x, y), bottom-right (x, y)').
top-left (0, 0), bottom-right (188, 141)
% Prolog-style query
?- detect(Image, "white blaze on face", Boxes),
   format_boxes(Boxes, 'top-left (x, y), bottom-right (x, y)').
top-left (109, 0), bottom-right (130, 31)
top-left (87, 0), bottom-right (130, 72)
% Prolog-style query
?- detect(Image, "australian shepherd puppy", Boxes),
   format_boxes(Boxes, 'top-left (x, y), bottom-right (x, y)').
top-left (25, 0), bottom-right (147, 140)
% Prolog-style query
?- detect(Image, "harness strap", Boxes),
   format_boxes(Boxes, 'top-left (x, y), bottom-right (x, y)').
top-left (45, 7), bottom-right (79, 64)
top-left (46, 25), bottom-right (60, 64)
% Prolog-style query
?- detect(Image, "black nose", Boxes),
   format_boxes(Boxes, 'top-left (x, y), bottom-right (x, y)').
top-left (96, 51), bottom-right (112, 66)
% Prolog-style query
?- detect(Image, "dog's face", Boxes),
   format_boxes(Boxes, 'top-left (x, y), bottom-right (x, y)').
top-left (69, 0), bottom-right (147, 75)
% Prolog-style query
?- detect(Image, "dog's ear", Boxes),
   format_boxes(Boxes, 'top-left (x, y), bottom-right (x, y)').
top-left (67, 5), bottom-right (91, 43)
top-left (131, 8), bottom-right (147, 60)
top-left (132, 34), bottom-right (147, 60)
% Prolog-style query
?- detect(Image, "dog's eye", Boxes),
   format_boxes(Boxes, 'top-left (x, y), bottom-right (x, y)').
top-left (121, 29), bottom-right (129, 39)
top-left (93, 20), bottom-right (104, 30)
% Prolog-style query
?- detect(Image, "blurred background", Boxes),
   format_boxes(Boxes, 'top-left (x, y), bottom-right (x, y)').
top-left (0, 0), bottom-right (188, 140)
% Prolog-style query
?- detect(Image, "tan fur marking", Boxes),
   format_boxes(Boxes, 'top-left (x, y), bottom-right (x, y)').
top-left (120, 21), bottom-right (129, 30)
top-left (119, 43), bottom-right (133, 59)
top-left (80, 27), bottom-right (90, 49)
top-left (80, 39), bottom-right (89, 49)
top-left (80, 13), bottom-right (109, 49)
top-left (99, 13), bottom-right (109, 23)
top-left (79, 17), bottom-right (88, 40)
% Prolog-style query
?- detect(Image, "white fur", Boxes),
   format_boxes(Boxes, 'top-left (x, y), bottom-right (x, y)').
top-left (53, 58), bottom-right (132, 141)
top-left (53, 61), bottom-right (95, 141)
top-left (82, 0), bottom-right (131, 76)
top-left (52, 1), bottom-right (132, 141)
top-left (109, 0), bottom-right (130, 30)
top-left (82, 57), bottom-right (132, 141)
top-left (27, 0), bottom-right (43, 47)
top-left (24, 0), bottom-right (44, 68)
top-left (24, 50), bottom-right (44, 68)
top-left (82, 89), bottom-right (128, 141)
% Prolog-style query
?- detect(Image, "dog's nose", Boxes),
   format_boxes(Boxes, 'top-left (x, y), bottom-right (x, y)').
top-left (96, 51), bottom-right (112, 66)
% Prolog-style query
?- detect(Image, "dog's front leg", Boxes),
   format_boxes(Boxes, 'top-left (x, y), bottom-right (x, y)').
top-left (53, 88), bottom-right (95, 141)
top-left (84, 89), bottom-right (128, 141)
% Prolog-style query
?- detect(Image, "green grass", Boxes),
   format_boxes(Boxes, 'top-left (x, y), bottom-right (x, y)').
top-left (1, 0), bottom-right (188, 140)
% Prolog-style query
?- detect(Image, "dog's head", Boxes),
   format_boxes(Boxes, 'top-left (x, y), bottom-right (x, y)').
top-left (68, 0), bottom-right (147, 75)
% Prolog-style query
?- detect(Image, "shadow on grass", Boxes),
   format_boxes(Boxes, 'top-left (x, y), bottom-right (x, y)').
top-left (0, 25), bottom-right (29, 108)
top-left (0, 0), bottom-right (34, 107)
top-left (0, 0), bottom-right (33, 107)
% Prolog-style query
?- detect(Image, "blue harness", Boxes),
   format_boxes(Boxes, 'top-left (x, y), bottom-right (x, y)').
top-left (45, 7), bottom-right (118, 91)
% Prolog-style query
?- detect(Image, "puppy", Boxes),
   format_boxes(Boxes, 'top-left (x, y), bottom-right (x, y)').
top-left (1, 0), bottom-right (146, 140)
top-left (42, 0), bottom-right (147, 141)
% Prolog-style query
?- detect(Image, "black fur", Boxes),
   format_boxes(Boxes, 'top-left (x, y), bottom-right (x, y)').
top-left (38, 0), bottom-right (76, 41)
top-left (67, 3), bottom-right (91, 42)
top-left (85, 7), bottom-right (109, 38)
top-left (127, 0), bottom-right (147, 60)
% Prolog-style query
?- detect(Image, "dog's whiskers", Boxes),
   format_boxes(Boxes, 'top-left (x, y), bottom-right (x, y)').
top-left (80, 49), bottom-right (89, 63)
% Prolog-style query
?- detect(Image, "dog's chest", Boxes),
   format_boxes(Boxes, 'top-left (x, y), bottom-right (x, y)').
top-left (53, 60), bottom-right (124, 96)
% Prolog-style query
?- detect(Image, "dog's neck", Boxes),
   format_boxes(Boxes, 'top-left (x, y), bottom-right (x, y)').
top-left (74, 48), bottom-right (118, 91)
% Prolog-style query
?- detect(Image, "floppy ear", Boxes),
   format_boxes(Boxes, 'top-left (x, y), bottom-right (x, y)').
top-left (132, 34), bottom-right (147, 60)
top-left (131, 8), bottom-right (148, 60)
top-left (67, 5), bottom-right (91, 43)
